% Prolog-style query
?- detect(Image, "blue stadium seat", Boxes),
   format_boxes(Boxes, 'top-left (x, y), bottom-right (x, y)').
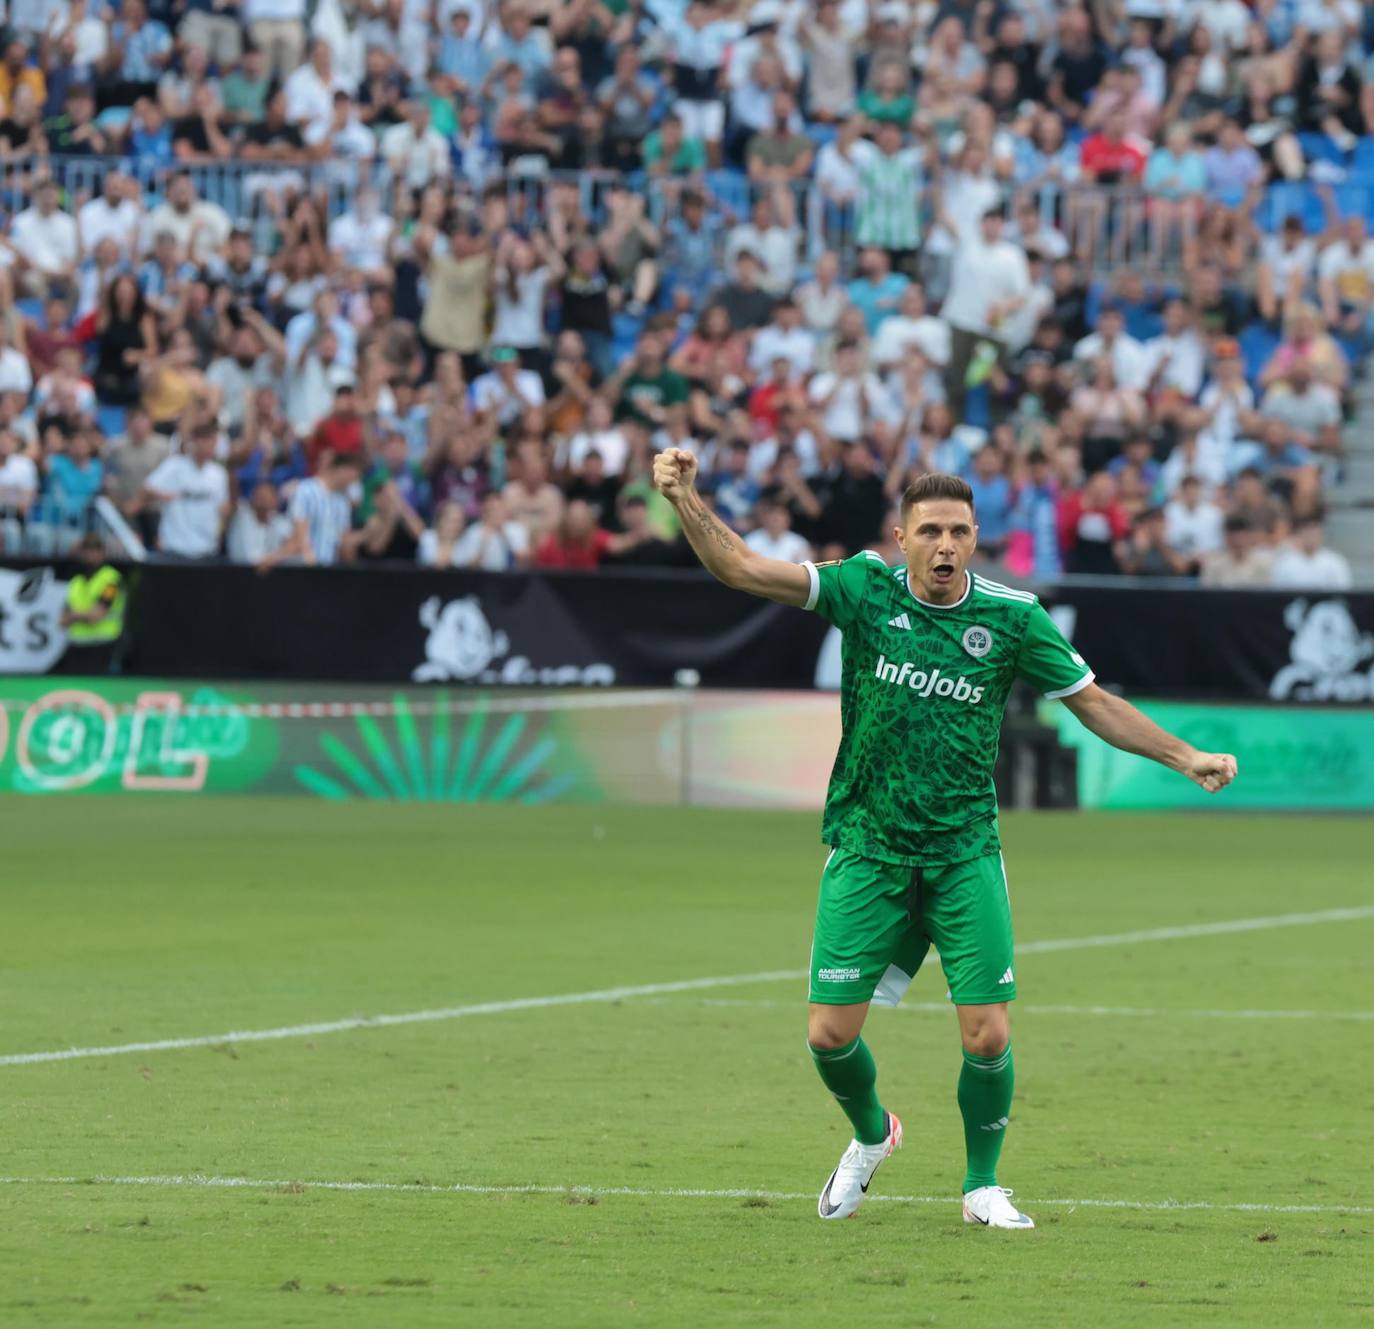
top-left (611, 311), bottom-right (644, 362)
top-left (1353, 137), bottom-right (1374, 174)
top-left (96, 404), bottom-right (128, 440)
top-left (1238, 322), bottom-right (1280, 388)
top-left (1298, 132), bottom-right (1346, 166)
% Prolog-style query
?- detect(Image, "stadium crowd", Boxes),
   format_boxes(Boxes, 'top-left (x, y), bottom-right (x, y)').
top-left (0, 0), bottom-right (1367, 589)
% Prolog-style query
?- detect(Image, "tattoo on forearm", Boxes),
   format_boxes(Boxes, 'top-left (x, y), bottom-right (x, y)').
top-left (695, 504), bottom-right (737, 555)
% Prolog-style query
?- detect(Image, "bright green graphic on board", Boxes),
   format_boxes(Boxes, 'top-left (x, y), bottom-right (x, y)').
top-left (291, 692), bottom-right (583, 803)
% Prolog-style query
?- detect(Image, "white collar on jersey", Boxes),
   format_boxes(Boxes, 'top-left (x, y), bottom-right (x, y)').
top-left (905, 568), bottom-right (972, 610)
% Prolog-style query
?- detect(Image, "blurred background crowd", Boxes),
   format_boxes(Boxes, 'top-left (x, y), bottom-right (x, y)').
top-left (0, 0), bottom-right (1371, 587)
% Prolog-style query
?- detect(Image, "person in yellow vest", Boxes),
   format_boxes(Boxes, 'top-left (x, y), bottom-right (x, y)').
top-left (57, 534), bottom-right (125, 675)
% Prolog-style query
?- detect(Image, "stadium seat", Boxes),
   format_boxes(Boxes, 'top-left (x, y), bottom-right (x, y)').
top-left (96, 404), bottom-right (128, 440)
top-left (1298, 132), bottom-right (1347, 166)
top-left (1238, 322), bottom-right (1280, 387)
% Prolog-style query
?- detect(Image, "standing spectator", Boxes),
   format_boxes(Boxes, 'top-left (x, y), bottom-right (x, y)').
top-left (745, 498), bottom-right (811, 561)
top-left (502, 440), bottom-right (565, 548)
top-left (453, 490), bottom-right (532, 570)
top-left (275, 451), bottom-right (363, 566)
top-left (808, 340), bottom-right (892, 444)
top-left (471, 347), bottom-right (546, 429)
top-left (1164, 473), bottom-right (1226, 569)
top-left (78, 171), bottom-right (141, 261)
top-left (1201, 513), bottom-right (1275, 587)
top-left (421, 218), bottom-right (491, 379)
top-left (141, 172), bottom-right (231, 266)
top-left (1270, 510), bottom-right (1353, 589)
top-left (534, 497), bottom-right (612, 568)
top-left (853, 120), bottom-right (924, 264)
top-left (307, 383), bottom-right (365, 471)
top-left (11, 179), bottom-right (79, 296)
top-left (94, 273), bottom-right (158, 408)
top-left (417, 501), bottom-right (468, 568)
top-left (143, 424), bottom-right (231, 559)
top-left (596, 45), bottom-right (656, 171)
top-left (227, 481), bottom-right (294, 565)
top-left (747, 91), bottom-right (814, 184)
top-left (941, 207), bottom-right (1031, 417)
top-left (1115, 507), bottom-right (1190, 577)
top-left (490, 230), bottom-right (563, 381)
top-left (104, 407), bottom-right (169, 545)
top-left (1058, 469), bottom-right (1130, 575)
top-left (244, 0), bottom-right (307, 81)
top-left (381, 100), bottom-right (451, 191)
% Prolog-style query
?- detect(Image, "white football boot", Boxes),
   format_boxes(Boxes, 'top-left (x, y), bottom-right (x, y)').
top-left (962, 1185), bottom-right (1035, 1229)
top-left (817, 1111), bottom-right (903, 1220)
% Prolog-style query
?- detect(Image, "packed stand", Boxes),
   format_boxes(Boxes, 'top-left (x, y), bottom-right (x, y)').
top-left (0, 0), bottom-right (1369, 590)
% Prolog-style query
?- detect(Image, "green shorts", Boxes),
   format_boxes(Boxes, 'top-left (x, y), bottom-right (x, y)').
top-left (809, 847), bottom-right (1016, 1007)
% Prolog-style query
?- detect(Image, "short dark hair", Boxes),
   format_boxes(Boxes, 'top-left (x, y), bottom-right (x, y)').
top-left (900, 472), bottom-right (975, 521)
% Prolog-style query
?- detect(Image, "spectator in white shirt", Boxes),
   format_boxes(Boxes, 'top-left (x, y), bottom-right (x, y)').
top-left (326, 187), bottom-right (393, 278)
top-left (871, 282), bottom-right (951, 372)
top-left (77, 171), bottom-right (141, 260)
top-left (381, 100), bottom-right (452, 191)
top-left (471, 348), bottom-right (546, 428)
top-left (141, 172), bottom-right (232, 265)
top-left (724, 191), bottom-right (802, 297)
top-left (0, 319), bottom-right (33, 395)
top-left (808, 339), bottom-right (894, 442)
top-left (1257, 216), bottom-right (1317, 324)
top-left (1144, 297), bottom-right (1207, 399)
top-left (939, 206), bottom-right (1032, 416)
top-left (744, 498), bottom-right (812, 561)
top-left (0, 429), bottom-right (39, 524)
top-left (226, 481), bottom-right (294, 564)
top-left (1163, 473), bottom-right (1225, 568)
top-left (1270, 511), bottom-right (1353, 589)
top-left (10, 179), bottom-right (79, 291)
top-left (453, 491), bottom-right (532, 570)
top-left (1073, 304), bottom-right (1151, 392)
top-left (1317, 213), bottom-right (1374, 343)
top-left (143, 425), bottom-right (231, 559)
top-left (284, 36), bottom-right (349, 132)
top-left (748, 298), bottom-right (815, 379)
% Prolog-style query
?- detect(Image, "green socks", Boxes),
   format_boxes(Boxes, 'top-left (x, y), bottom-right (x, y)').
top-left (958, 1044), bottom-right (1014, 1193)
top-left (809, 1036), bottom-right (889, 1145)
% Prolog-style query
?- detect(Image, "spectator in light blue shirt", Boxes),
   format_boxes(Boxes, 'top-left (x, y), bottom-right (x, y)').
top-left (44, 433), bottom-right (105, 529)
top-left (487, 6), bottom-right (551, 91)
top-left (1144, 124), bottom-right (1206, 201)
top-left (1009, 449), bottom-right (1061, 580)
top-left (846, 247), bottom-right (909, 335)
top-left (437, 10), bottom-right (491, 96)
top-left (110, 0), bottom-right (172, 86)
top-left (127, 100), bottom-right (175, 170)
top-left (965, 443), bottom-right (1014, 558)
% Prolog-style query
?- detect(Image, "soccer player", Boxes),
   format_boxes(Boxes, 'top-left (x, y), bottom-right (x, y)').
top-left (651, 457), bottom-right (1238, 1229)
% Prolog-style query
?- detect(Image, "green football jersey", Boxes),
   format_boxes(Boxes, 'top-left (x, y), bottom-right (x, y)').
top-left (804, 553), bottom-right (1093, 866)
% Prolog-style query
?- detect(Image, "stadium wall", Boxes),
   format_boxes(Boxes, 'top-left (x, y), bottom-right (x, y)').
top-left (1, 678), bottom-right (1370, 812)
top-left (4, 560), bottom-right (1374, 702)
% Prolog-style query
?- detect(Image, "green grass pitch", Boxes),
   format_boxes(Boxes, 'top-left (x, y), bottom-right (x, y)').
top-left (2, 799), bottom-right (1371, 1327)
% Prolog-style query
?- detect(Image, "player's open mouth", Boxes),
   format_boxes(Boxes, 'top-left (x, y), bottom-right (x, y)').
top-left (931, 563), bottom-right (956, 583)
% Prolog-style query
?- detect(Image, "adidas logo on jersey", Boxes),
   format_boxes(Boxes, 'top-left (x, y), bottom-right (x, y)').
top-left (874, 655), bottom-right (985, 704)
top-left (887, 613), bottom-right (912, 629)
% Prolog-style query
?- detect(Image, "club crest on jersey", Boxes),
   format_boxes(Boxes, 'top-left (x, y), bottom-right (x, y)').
top-left (962, 625), bottom-right (994, 658)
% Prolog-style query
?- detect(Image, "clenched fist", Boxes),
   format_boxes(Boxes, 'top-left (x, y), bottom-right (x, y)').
top-left (652, 448), bottom-right (698, 504)
top-left (1185, 751), bottom-right (1238, 794)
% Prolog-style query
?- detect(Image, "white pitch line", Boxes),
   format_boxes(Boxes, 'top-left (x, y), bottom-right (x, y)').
top-left (4, 905), bottom-right (1372, 1069)
top-left (1011, 904), bottom-right (1374, 954)
top-left (0, 970), bottom-right (807, 1068)
top-left (647, 998), bottom-right (1374, 1022)
top-left (0, 1173), bottom-right (1367, 1217)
